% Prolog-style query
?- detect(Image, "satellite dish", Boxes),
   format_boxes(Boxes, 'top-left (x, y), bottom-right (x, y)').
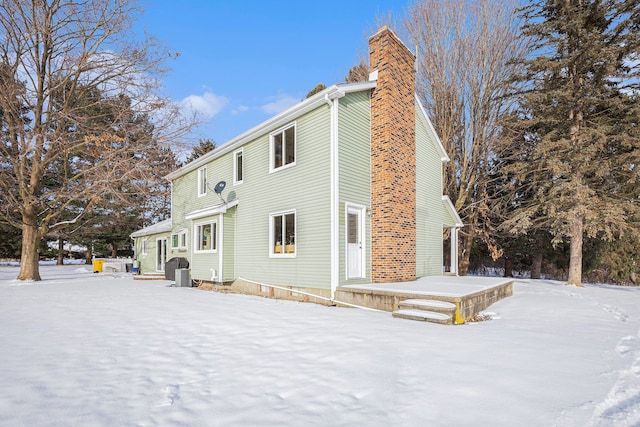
top-left (214, 181), bottom-right (226, 195)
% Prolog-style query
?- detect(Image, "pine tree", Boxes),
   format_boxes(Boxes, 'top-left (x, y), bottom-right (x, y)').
top-left (503, 0), bottom-right (640, 286)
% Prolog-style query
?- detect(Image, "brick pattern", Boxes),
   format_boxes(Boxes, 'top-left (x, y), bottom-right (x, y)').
top-left (369, 27), bottom-right (417, 283)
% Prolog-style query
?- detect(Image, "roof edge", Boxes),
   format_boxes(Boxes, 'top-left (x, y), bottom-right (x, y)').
top-left (166, 82), bottom-right (377, 181)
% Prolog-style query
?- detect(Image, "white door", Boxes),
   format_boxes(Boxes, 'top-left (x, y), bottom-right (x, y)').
top-left (347, 206), bottom-right (365, 279)
top-left (156, 237), bottom-right (167, 272)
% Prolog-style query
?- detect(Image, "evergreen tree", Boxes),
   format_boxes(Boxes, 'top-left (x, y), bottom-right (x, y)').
top-left (186, 139), bottom-right (216, 163)
top-left (502, 0), bottom-right (640, 286)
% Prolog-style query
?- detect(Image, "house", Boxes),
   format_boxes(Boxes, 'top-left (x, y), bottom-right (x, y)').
top-left (131, 27), bottom-right (463, 302)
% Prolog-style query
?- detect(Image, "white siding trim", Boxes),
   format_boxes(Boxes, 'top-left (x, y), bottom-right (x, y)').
top-left (415, 94), bottom-right (449, 162)
top-left (328, 92), bottom-right (344, 298)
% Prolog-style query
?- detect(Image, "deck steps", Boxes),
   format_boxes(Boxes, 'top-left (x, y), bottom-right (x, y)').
top-left (392, 299), bottom-right (457, 325)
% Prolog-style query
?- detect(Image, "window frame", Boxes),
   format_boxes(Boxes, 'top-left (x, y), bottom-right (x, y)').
top-left (234, 148), bottom-right (244, 185)
top-left (194, 220), bottom-right (217, 253)
top-left (171, 229), bottom-right (188, 251)
top-left (269, 123), bottom-right (296, 173)
top-left (269, 210), bottom-right (296, 258)
top-left (197, 166), bottom-right (207, 197)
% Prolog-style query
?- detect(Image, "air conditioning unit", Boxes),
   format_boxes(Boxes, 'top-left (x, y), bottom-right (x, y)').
top-left (175, 268), bottom-right (191, 287)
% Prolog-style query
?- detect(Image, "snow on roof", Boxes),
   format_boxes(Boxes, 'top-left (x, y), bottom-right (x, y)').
top-left (130, 218), bottom-right (172, 238)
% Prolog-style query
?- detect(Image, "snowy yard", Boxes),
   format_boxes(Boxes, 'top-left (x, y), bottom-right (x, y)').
top-left (1, 265), bottom-right (639, 426)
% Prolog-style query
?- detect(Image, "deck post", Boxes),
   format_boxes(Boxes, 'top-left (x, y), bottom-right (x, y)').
top-left (450, 227), bottom-right (459, 276)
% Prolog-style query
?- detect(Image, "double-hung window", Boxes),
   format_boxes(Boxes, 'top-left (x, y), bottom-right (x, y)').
top-left (271, 210), bottom-right (296, 257)
top-left (197, 166), bottom-right (207, 197)
top-left (234, 149), bottom-right (244, 184)
top-left (270, 123), bottom-right (296, 172)
top-left (194, 221), bottom-right (217, 253)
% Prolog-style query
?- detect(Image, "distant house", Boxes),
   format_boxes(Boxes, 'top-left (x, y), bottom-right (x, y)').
top-left (131, 27), bottom-right (463, 300)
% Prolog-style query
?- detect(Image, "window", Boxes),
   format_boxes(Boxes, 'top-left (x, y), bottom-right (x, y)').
top-left (171, 230), bottom-right (187, 251)
top-left (270, 123), bottom-right (296, 172)
top-left (234, 149), bottom-right (244, 184)
top-left (198, 166), bottom-right (207, 197)
top-left (271, 211), bottom-right (296, 256)
top-left (141, 239), bottom-right (147, 255)
top-left (194, 221), bottom-right (217, 252)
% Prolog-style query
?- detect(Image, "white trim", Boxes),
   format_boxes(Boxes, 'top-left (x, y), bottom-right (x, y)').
top-left (442, 195), bottom-right (464, 227)
top-left (233, 148), bottom-right (244, 185)
top-left (345, 203), bottom-right (367, 279)
top-left (218, 213), bottom-right (224, 282)
top-left (193, 220), bottom-right (218, 253)
top-left (185, 199), bottom-right (239, 221)
top-left (416, 95), bottom-right (449, 162)
top-left (450, 227), bottom-right (459, 276)
top-left (269, 122), bottom-right (296, 173)
top-left (156, 237), bottom-right (167, 272)
top-left (171, 229), bottom-right (188, 251)
top-left (197, 166), bottom-right (207, 197)
top-left (269, 209), bottom-right (296, 258)
top-left (327, 92), bottom-right (344, 298)
top-left (165, 82), bottom-right (376, 181)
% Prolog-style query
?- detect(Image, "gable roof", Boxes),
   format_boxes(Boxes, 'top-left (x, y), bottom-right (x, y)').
top-left (166, 81), bottom-right (377, 181)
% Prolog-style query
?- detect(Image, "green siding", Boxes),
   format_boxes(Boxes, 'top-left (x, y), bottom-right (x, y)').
top-left (416, 100), bottom-right (446, 276)
top-left (171, 104), bottom-right (333, 287)
top-left (223, 207), bottom-right (235, 281)
top-left (135, 232), bottom-right (170, 274)
top-left (338, 91), bottom-right (371, 285)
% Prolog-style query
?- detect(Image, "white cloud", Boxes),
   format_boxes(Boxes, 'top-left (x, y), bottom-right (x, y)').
top-left (231, 105), bottom-right (250, 115)
top-left (260, 94), bottom-right (299, 115)
top-left (181, 92), bottom-right (229, 119)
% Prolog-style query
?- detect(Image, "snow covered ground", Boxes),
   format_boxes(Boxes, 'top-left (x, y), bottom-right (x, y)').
top-left (1, 264), bottom-right (639, 426)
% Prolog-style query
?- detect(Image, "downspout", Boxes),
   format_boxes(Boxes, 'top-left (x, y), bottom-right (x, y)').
top-left (218, 212), bottom-right (224, 283)
top-left (325, 91), bottom-right (344, 299)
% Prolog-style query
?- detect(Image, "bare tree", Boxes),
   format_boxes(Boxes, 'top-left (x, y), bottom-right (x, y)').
top-left (0, 0), bottom-right (195, 280)
top-left (402, 0), bottom-right (528, 274)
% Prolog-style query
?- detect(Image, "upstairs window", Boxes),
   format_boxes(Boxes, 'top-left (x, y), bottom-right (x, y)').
top-left (271, 210), bottom-right (296, 257)
top-left (270, 123), bottom-right (296, 172)
top-left (194, 221), bottom-right (217, 253)
top-left (198, 166), bottom-right (207, 197)
top-left (234, 149), bottom-right (244, 184)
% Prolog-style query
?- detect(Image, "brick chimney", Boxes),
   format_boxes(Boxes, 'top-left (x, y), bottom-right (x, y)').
top-left (369, 26), bottom-right (417, 283)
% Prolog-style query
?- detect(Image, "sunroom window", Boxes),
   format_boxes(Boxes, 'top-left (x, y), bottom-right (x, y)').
top-left (194, 221), bottom-right (216, 252)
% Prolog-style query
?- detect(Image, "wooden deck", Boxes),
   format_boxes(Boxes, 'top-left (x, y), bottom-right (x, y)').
top-left (335, 276), bottom-right (513, 324)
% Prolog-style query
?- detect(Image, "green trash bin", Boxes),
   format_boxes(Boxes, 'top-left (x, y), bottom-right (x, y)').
top-left (92, 259), bottom-right (105, 273)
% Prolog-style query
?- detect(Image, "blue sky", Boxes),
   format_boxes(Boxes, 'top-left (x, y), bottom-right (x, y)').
top-left (135, 0), bottom-right (408, 147)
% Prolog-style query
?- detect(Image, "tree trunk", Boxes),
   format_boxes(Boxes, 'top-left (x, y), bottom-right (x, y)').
top-left (459, 228), bottom-right (475, 276)
top-left (567, 216), bottom-right (584, 286)
top-left (111, 243), bottom-right (117, 258)
top-left (17, 221), bottom-right (42, 281)
top-left (504, 256), bottom-right (513, 278)
top-left (57, 237), bottom-right (65, 265)
top-left (531, 253), bottom-right (542, 279)
top-left (85, 246), bottom-right (92, 265)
